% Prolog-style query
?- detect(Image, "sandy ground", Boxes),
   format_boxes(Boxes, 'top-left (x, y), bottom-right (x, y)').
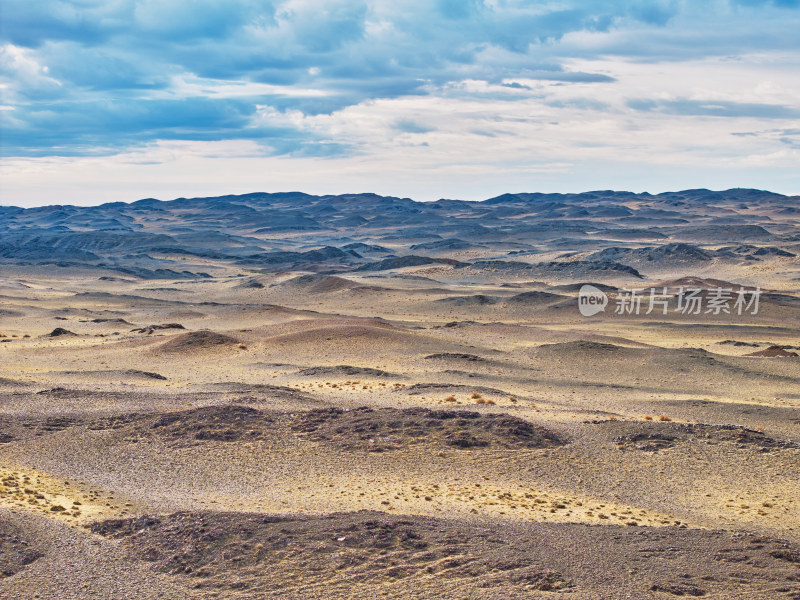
top-left (0, 263), bottom-right (798, 598)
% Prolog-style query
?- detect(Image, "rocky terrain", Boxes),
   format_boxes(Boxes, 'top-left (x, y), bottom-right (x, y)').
top-left (0, 188), bottom-right (798, 598)
top-left (1, 188), bottom-right (798, 281)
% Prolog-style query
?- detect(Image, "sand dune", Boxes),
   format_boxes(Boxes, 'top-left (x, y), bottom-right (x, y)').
top-left (156, 330), bottom-right (241, 354)
top-left (275, 273), bottom-right (362, 293)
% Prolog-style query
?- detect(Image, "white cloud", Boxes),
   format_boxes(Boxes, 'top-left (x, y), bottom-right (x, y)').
top-left (1, 0), bottom-right (800, 203)
top-left (0, 44), bottom-right (63, 100)
top-left (164, 74), bottom-right (332, 99)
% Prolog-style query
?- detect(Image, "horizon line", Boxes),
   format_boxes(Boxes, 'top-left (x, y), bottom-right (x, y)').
top-left (1, 186), bottom-right (794, 211)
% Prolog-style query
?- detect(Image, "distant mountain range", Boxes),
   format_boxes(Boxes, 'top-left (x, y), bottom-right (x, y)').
top-left (1, 189), bottom-right (797, 280)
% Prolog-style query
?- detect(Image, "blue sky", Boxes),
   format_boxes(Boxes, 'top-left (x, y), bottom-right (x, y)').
top-left (1, 0), bottom-right (799, 206)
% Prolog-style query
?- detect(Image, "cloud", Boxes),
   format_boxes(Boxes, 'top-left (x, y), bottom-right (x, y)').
top-left (132, 0), bottom-right (272, 40)
top-left (0, 44), bottom-right (64, 100)
top-left (732, 127), bottom-right (800, 150)
top-left (733, 0), bottom-right (800, 7)
top-left (628, 98), bottom-right (800, 119)
top-left (547, 97), bottom-right (612, 110)
top-left (1, 0), bottom-right (800, 192)
top-left (0, 0), bottom-right (272, 47)
top-left (0, 96), bottom-right (332, 156)
top-left (393, 119), bottom-right (435, 134)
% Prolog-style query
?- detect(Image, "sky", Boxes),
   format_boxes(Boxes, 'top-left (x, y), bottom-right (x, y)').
top-left (1, 0), bottom-right (799, 207)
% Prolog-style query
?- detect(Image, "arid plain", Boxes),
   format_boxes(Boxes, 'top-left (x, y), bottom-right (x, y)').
top-left (0, 189), bottom-right (799, 599)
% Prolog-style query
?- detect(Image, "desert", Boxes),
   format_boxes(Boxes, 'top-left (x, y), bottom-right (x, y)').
top-left (0, 188), bottom-right (798, 598)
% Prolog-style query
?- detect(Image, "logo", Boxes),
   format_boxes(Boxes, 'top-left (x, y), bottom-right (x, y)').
top-left (578, 284), bottom-right (608, 316)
